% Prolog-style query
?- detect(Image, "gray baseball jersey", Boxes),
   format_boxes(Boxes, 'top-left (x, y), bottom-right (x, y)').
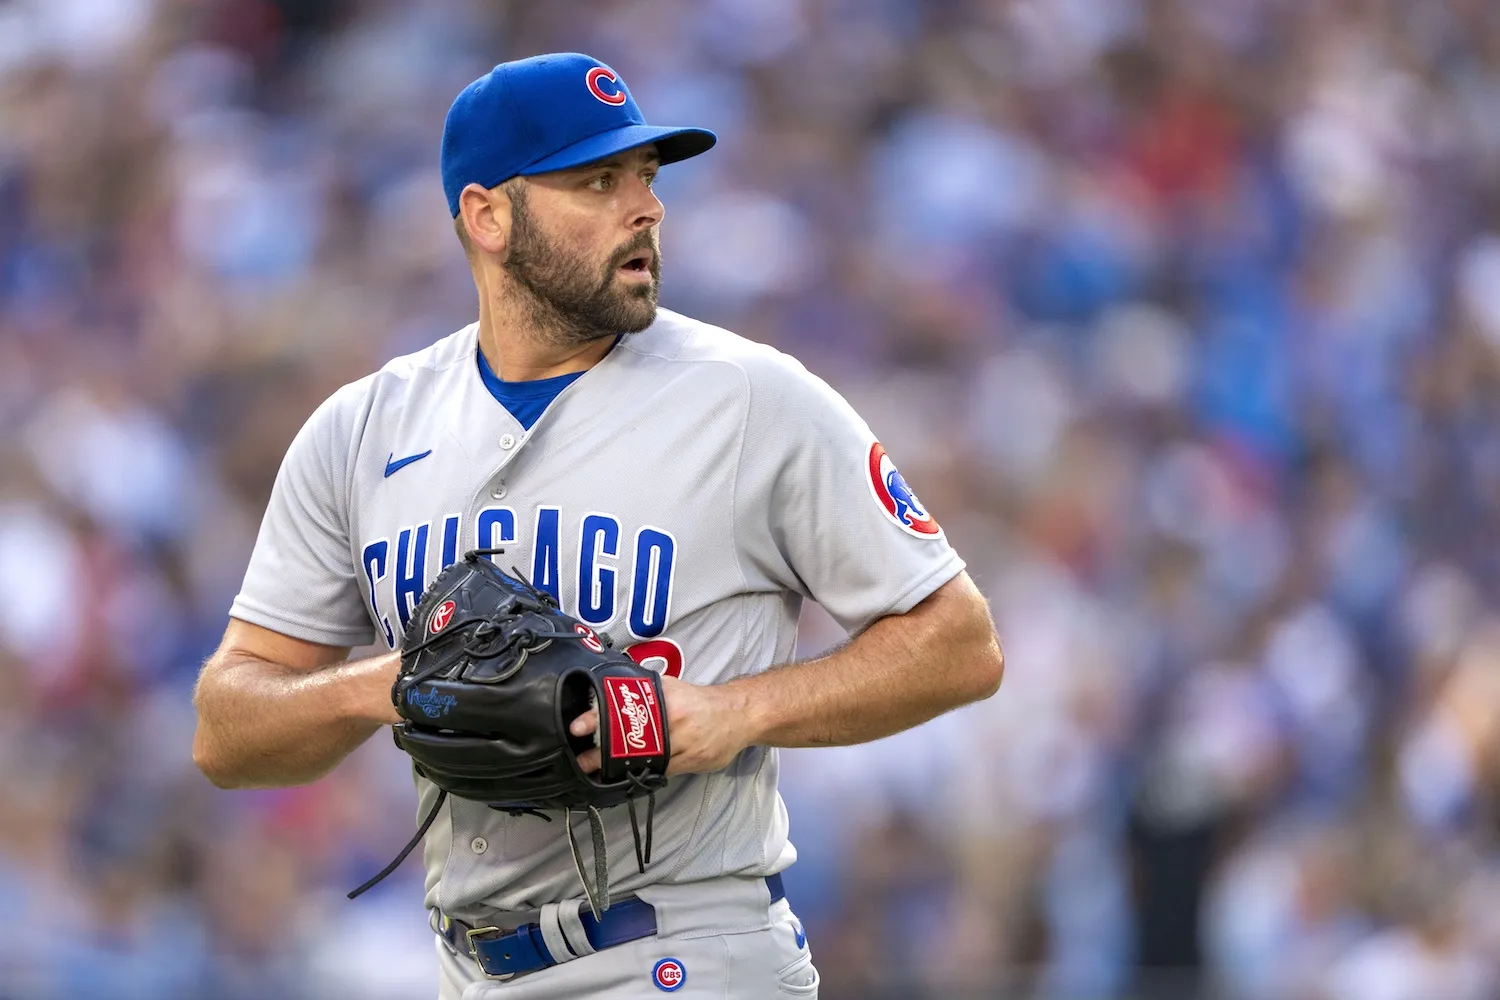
top-left (230, 308), bottom-right (964, 922)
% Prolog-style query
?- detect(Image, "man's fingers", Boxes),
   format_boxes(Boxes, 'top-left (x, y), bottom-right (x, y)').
top-left (573, 709), bottom-right (601, 774)
top-left (570, 709), bottom-right (599, 737)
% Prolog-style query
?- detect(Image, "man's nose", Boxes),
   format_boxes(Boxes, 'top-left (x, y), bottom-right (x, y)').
top-left (626, 176), bottom-right (664, 231)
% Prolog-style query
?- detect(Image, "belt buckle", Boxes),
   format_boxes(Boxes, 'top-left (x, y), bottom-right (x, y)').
top-left (464, 925), bottom-right (517, 981)
top-left (464, 924), bottom-right (501, 958)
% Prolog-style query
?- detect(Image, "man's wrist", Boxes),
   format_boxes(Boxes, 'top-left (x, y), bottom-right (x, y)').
top-left (347, 650), bottom-right (402, 726)
top-left (721, 674), bottom-right (768, 751)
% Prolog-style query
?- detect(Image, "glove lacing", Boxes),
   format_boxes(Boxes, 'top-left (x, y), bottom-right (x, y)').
top-left (564, 773), bottom-right (658, 919)
top-left (400, 615), bottom-right (578, 688)
top-left (346, 788), bottom-right (448, 900)
top-left (347, 784), bottom-right (658, 911)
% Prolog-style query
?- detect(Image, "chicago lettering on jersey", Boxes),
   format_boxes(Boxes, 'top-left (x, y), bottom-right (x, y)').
top-left (360, 508), bottom-right (677, 650)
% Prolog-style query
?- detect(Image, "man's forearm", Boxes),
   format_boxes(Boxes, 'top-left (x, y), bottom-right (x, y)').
top-left (733, 573), bottom-right (1004, 749)
top-left (192, 650), bottom-right (400, 789)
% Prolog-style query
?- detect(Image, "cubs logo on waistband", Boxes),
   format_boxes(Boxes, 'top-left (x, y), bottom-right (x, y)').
top-left (866, 442), bottom-right (941, 537)
top-left (652, 957), bottom-right (685, 992)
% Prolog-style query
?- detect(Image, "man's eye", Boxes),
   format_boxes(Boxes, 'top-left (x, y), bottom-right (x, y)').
top-left (589, 174), bottom-right (613, 192)
top-left (643, 172), bottom-right (657, 188)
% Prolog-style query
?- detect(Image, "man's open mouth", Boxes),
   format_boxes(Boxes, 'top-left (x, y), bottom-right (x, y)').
top-left (619, 249), bottom-right (654, 273)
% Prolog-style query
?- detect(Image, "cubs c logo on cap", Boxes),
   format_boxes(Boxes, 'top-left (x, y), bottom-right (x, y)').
top-left (586, 66), bottom-right (628, 106)
top-left (652, 957), bottom-right (685, 991)
top-left (867, 442), bottom-right (942, 537)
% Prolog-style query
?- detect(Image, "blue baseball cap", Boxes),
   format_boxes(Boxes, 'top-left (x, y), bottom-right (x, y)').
top-left (440, 53), bottom-right (717, 216)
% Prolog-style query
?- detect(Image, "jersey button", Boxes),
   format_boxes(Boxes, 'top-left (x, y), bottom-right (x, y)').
top-left (471, 837), bottom-right (488, 855)
top-left (491, 484), bottom-right (507, 499)
top-left (499, 434), bottom-right (516, 450)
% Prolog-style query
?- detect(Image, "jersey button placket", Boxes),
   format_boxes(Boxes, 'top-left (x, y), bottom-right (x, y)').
top-left (491, 431), bottom-right (523, 498)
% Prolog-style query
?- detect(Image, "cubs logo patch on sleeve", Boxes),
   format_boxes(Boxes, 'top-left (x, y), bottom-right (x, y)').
top-left (604, 676), bottom-right (665, 758)
top-left (866, 442), bottom-right (942, 537)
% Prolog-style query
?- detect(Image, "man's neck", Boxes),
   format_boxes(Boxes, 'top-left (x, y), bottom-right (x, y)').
top-left (475, 281), bottom-right (617, 382)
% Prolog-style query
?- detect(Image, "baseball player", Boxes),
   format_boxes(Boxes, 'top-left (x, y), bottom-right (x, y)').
top-left (191, 52), bottom-right (1005, 999)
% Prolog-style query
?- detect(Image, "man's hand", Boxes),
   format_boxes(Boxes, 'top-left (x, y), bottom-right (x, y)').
top-left (572, 674), bottom-right (752, 776)
top-left (573, 574), bottom-right (1002, 774)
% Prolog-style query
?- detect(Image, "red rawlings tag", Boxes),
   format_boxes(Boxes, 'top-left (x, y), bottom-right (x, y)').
top-left (603, 676), bottom-right (664, 758)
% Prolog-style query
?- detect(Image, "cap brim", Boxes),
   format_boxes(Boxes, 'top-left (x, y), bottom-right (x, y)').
top-left (520, 124), bottom-right (717, 176)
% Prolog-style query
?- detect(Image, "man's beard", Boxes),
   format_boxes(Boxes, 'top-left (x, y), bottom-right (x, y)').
top-left (502, 194), bottom-right (661, 348)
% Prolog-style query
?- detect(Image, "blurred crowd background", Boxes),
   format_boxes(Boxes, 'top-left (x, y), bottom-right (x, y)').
top-left (4, 0), bottom-right (1500, 997)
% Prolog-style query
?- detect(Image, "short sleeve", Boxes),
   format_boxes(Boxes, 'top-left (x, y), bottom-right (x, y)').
top-left (734, 354), bottom-right (965, 635)
top-left (229, 383), bottom-right (378, 647)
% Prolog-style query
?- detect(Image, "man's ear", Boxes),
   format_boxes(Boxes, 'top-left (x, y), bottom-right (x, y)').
top-left (457, 182), bottom-right (512, 257)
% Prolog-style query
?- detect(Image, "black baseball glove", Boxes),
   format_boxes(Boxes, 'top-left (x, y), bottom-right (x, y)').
top-left (348, 548), bottom-right (670, 915)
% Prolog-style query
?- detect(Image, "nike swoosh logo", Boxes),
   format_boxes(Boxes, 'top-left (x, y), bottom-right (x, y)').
top-left (794, 923), bottom-right (806, 949)
top-left (384, 450), bottom-right (432, 478)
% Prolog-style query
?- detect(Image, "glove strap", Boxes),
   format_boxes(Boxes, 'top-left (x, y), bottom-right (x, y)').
top-left (565, 805), bottom-right (612, 920)
top-left (347, 789), bottom-right (448, 900)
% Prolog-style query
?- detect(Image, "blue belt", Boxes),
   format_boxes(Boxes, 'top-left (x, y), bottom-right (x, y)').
top-left (441, 874), bottom-right (786, 980)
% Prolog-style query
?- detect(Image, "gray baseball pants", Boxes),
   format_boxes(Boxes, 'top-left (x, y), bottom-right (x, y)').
top-left (435, 875), bottom-right (819, 998)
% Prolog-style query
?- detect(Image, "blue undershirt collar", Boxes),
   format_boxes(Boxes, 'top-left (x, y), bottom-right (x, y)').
top-left (475, 336), bottom-right (622, 430)
top-left (475, 350), bottom-right (584, 431)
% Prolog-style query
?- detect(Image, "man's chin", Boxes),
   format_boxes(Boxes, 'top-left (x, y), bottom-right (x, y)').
top-left (611, 284), bottom-right (658, 332)
top-left (617, 301), bottom-right (658, 334)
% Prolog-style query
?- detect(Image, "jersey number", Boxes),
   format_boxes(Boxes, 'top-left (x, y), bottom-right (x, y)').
top-left (624, 638), bottom-right (684, 679)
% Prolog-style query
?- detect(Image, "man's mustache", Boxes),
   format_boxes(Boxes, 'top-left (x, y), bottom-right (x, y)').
top-left (610, 233), bottom-right (660, 271)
